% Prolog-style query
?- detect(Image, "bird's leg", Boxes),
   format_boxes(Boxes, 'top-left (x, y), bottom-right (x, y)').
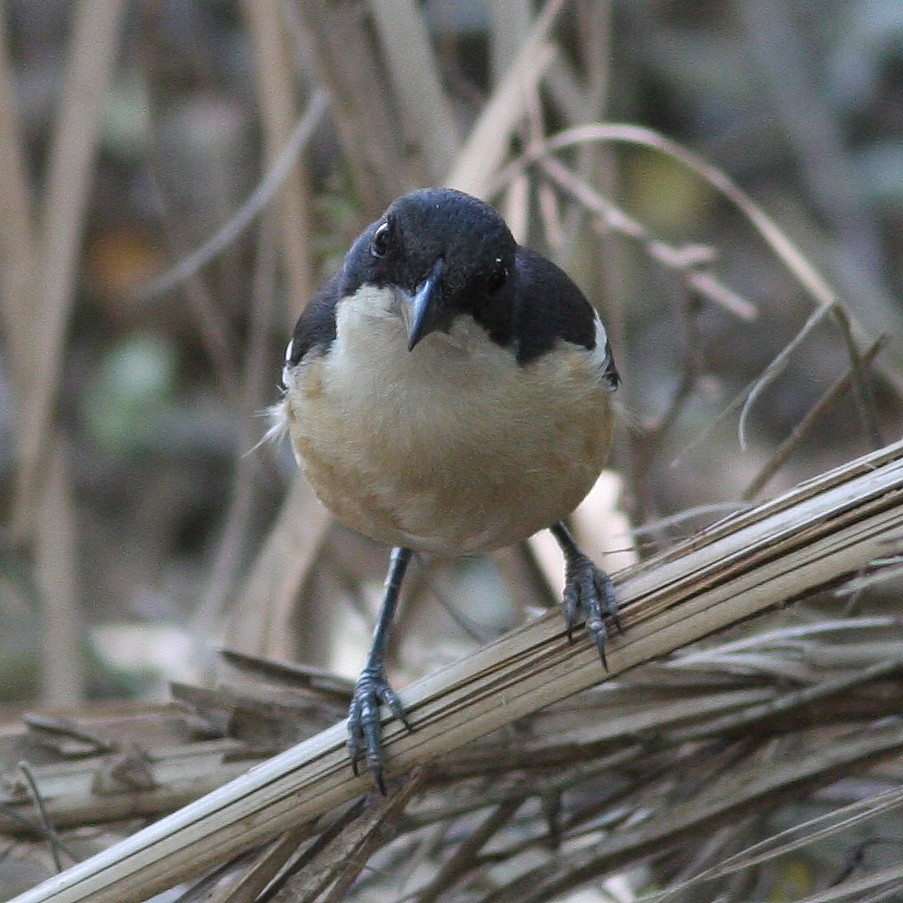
top-left (550, 522), bottom-right (620, 669)
top-left (347, 545), bottom-right (413, 793)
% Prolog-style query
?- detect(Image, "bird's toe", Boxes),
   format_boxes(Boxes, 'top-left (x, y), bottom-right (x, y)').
top-left (347, 666), bottom-right (411, 794)
top-left (560, 554), bottom-right (618, 670)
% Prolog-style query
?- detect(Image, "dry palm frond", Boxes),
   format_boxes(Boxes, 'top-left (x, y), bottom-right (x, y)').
top-left (5, 438), bottom-right (903, 902)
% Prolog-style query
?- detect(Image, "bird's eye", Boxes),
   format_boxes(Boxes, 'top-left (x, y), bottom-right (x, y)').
top-left (486, 263), bottom-right (508, 294)
top-left (370, 222), bottom-right (392, 258)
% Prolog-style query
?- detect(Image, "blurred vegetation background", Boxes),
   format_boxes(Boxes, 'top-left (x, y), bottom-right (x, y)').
top-left (2, 1), bottom-right (903, 899)
top-left (1, 0), bottom-right (900, 704)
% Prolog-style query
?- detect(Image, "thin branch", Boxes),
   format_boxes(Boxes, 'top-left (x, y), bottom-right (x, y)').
top-left (138, 89), bottom-right (328, 301)
top-left (630, 281), bottom-right (706, 523)
top-left (17, 763), bottom-right (72, 873)
top-left (516, 124), bottom-right (838, 307)
top-left (289, 1), bottom-right (410, 210)
top-left (369, 0), bottom-right (461, 182)
top-left (533, 155), bottom-right (758, 321)
top-left (651, 786), bottom-right (903, 902)
top-left (484, 723), bottom-right (903, 903)
top-left (254, 800), bottom-right (364, 902)
top-left (787, 863), bottom-right (903, 903)
top-left (192, 213), bottom-right (280, 637)
top-left (222, 477), bottom-right (331, 655)
top-left (0, 9), bottom-right (36, 361)
top-left (492, 122), bottom-right (903, 393)
top-left (738, 304), bottom-right (831, 449)
top-left (319, 774), bottom-right (421, 902)
top-left (827, 305), bottom-right (884, 449)
top-left (445, 0), bottom-right (565, 198)
top-left (12, 0), bottom-right (127, 535)
top-left (668, 652), bottom-right (903, 745)
top-left (35, 441), bottom-right (83, 705)
top-left (243, 0), bottom-right (315, 320)
top-left (415, 799), bottom-right (523, 903)
top-left (744, 336), bottom-right (886, 499)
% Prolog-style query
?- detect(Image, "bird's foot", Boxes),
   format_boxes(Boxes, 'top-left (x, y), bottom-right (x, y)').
top-left (560, 551), bottom-right (620, 669)
top-left (347, 664), bottom-right (411, 794)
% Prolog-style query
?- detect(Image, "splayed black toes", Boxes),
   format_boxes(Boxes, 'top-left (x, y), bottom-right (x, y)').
top-left (347, 665), bottom-right (411, 794)
top-left (550, 522), bottom-right (620, 668)
top-left (560, 552), bottom-right (620, 669)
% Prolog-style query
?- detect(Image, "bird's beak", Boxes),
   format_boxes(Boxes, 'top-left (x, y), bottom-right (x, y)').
top-left (403, 257), bottom-right (444, 351)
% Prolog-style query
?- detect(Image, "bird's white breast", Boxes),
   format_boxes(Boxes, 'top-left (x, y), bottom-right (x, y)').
top-left (279, 285), bottom-right (614, 556)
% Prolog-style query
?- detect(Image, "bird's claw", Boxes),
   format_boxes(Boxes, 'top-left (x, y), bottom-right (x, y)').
top-left (561, 553), bottom-right (619, 669)
top-left (347, 665), bottom-right (411, 794)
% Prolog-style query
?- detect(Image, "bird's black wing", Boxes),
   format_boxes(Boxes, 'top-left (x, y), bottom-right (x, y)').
top-left (512, 247), bottom-right (596, 363)
top-left (286, 270), bottom-right (342, 368)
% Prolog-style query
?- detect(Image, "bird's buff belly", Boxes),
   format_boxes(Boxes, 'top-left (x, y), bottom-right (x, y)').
top-left (281, 344), bottom-right (614, 557)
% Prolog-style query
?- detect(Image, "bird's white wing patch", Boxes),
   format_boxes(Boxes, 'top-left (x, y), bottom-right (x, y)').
top-left (592, 315), bottom-right (607, 359)
top-left (589, 312), bottom-right (619, 390)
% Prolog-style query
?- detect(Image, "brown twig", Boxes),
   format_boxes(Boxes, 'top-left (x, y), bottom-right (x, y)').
top-left (482, 722), bottom-right (903, 903)
top-left (243, 0), bottom-right (315, 319)
top-left (11, 0), bottom-right (127, 537)
top-left (532, 155), bottom-right (758, 322)
top-left (193, 213), bottom-right (280, 637)
top-left (827, 305), bottom-right (884, 450)
top-left (289, 0), bottom-right (411, 210)
top-left (629, 282), bottom-right (707, 526)
top-left (17, 763), bottom-right (72, 873)
top-left (414, 799), bottom-right (523, 903)
top-left (744, 336), bottom-right (887, 499)
top-left (136, 87), bottom-right (327, 305)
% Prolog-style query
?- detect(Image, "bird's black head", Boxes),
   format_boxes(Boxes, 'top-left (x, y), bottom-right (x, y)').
top-left (342, 188), bottom-right (518, 350)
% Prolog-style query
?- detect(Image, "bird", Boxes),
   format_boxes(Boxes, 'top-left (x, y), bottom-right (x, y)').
top-left (270, 187), bottom-right (620, 792)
